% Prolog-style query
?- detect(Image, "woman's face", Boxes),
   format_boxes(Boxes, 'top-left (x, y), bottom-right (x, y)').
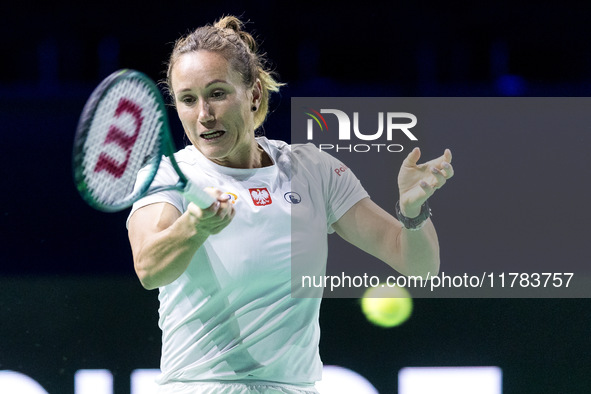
top-left (171, 50), bottom-right (260, 168)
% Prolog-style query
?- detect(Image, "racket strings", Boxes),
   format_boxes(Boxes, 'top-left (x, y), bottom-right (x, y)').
top-left (82, 77), bottom-right (164, 206)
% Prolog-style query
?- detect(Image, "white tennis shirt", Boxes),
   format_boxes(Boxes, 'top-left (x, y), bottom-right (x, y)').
top-left (128, 137), bottom-right (368, 386)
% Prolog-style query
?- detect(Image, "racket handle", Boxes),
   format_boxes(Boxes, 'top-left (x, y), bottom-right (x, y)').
top-left (183, 181), bottom-right (217, 209)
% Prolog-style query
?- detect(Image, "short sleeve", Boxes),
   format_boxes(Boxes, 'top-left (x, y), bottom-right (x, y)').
top-left (292, 144), bottom-right (369, 234)
top-left (126, 157), bottom-right (186, 228)
top-left (318, 151), bottom-right (369, 233)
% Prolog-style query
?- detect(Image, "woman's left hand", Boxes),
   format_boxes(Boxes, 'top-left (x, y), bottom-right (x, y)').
top-left (397, 148), bottom-right (454, 217)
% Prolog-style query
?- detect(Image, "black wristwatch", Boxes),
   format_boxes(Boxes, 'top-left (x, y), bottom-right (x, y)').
top-left (395, 200), bottom-right (431, 230)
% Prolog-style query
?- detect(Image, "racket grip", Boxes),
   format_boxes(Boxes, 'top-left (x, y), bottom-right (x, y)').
top-left (183, 181), bottom-right (217, 209)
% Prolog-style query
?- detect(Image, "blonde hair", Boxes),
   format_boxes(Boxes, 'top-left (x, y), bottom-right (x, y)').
top-left (165, 16), bottom-right (284, 130)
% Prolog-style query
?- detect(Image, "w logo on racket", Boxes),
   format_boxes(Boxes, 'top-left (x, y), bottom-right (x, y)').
top-left (94, 98), bottom-right (143, 178)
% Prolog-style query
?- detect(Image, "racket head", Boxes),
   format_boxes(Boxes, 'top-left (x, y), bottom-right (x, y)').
top-left (73, 69), bottom-right (176, 212)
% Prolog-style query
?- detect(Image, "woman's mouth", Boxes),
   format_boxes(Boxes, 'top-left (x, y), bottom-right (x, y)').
top-left (200, 130), bottom-right (225, 140)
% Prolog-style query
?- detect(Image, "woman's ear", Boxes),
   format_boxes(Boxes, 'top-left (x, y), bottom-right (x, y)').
top-left (251, 79), bottom-right (262, 110)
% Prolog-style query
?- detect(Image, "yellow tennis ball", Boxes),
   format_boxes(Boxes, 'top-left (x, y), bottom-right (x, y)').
top-left (361, 285), bottom-right (413, 328)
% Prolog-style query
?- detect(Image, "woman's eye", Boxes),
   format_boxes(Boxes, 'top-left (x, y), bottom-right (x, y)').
top-left (180, 96), bottom-right (196, 105)
top-left (211, 90), bottom-right (226, 99)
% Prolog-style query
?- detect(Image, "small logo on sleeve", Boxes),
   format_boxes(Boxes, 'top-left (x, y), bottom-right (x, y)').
top-left (249, 188), bottom-right (272, 206)
top-left (334, 164), bottom-right (349, 176)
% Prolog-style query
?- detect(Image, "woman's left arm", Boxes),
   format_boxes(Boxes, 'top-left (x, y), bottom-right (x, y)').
top-left (332, 148), bottom-right (454, 278)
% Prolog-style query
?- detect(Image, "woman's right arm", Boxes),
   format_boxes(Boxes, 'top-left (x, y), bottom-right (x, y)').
top-left (128, 195), bottom-right (234, 290)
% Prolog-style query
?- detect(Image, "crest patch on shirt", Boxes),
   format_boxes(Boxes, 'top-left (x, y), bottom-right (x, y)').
top-left (249, 188), bottom-right (272, 206)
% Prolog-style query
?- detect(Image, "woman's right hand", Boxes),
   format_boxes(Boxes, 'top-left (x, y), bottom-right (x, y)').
top-left (186, 189), bottom-right (236, 237)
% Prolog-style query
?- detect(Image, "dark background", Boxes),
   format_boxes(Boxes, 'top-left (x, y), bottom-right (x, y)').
top-left (1, 1), bottom-right (591, 393)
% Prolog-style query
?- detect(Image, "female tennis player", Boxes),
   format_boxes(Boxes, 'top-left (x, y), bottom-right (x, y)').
top-left (127, 16), bottom-right (453, 394)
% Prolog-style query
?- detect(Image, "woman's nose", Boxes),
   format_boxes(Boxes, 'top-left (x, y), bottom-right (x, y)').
top-left (198, 101), bottom-right (215, 124)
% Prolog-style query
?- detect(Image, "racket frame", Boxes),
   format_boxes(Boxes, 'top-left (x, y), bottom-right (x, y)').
top-left (73, 69), bottom-right (194, 212)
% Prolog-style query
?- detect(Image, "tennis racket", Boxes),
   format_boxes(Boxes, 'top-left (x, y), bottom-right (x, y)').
top-left (73, 69), bottom-right (215, 212)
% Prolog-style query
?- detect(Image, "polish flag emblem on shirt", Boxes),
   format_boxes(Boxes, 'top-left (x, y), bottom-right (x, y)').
top-left (249, 188), bottom-right (272, 206)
